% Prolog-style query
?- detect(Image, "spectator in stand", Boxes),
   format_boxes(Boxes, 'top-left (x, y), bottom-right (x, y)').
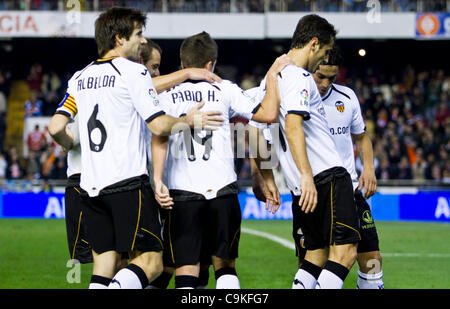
top-left (398, 156), bottom-right (412, 180)
top-left (431, 163), bottom-right (442, 181)
top-left (49, 151), bottom-right (67, 180)
top-left (42, 90), bottom-right (60, 116)
top-left (26, 151), bottom-right (41, 180)
top-left (6, 147), bottom-right (24, 180)
top-left (40, 144), bottom-right (55, 179)
top-left (26, 63), bottom-right (43, 93)
top-left (0, 88), bottom-right (6, 116)
top-left (411, 147), bottom-right (427, 181)
top-left (0, 153), bottom-right (7, 179)
top-left (25, 91), bottom-right (43, 118)
top-left (27, 124), bottom-right (47, 155)
top-left (435, 102), bottom-right (449, 126)
top-left (0, 69), bottom-right (12, 98)
top-left (376, 156), bottom-right (395, 180)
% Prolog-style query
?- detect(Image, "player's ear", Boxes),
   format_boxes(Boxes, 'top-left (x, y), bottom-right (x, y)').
top-left (205, 60), bottom-right (216, 72)
top-left (115, 34), bottom-right (125, 47)
top-left (310, 37), bottom-right (319, 53)
top-left (180, 61), bottom-right (185, 70)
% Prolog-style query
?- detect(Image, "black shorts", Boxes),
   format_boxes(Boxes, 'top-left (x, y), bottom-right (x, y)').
top-left (160, 208), bottom-right (175, 267)
top-left (354, 190), bottom-right (380, 253)
top-left (292, 167), bottom-right (360, 251)
top-left (165, 192), bottom-right (241, 267)
top-left (83, 181), bottom-right (163, 255)
top-left (65, 175), bottom-right (93, 264)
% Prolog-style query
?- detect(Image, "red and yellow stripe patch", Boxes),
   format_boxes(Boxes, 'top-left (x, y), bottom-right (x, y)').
top-left (58, 93), bottom-right (77, 116)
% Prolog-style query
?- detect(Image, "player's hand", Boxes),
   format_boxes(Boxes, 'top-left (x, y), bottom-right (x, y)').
top-left (185, 100), bottom-right (224, 131)
top-left (268, 54), bottom-right (293, 77)
top-left (154, 180), bottom-right (173, 209)
top-left (299, 175), bottom-right (317, 213)
top-left (264, 179), bottom-right (281, 214)
top-left (358, 168), bottom-right (377, 199)
top-left (186, 68), bottom-right (222, 84)
top-left (252, 172), bottom-right (266, 202)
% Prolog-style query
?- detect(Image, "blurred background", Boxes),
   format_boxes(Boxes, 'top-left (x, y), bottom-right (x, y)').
top-left (0, 0), bottom-right (448, 222)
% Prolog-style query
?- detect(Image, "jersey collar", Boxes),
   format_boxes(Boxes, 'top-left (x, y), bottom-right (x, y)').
top-left (96, 56), bottom-right (119, 62)
top-left (321, 85), bottom-right (333, 101)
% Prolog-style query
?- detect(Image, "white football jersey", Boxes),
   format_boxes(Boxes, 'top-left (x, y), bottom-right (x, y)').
top-left (321, 84), bottom-right (366, 190)
top-left (66, 115), bottom-right (81, 178)
top-left (56, 56), bottom-right (164, 197)
top-left (159, 80), bottom-right (260, 199)
top-left (248, 65), bottom-right (342, 195)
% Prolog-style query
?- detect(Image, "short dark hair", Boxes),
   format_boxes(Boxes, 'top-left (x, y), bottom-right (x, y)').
top-left (95, 7), bottom-right (147, 57)
top-left (180, 31), bottom-right (218, 69)
top-left (291, 14), bottom-right (337, 49)
top-left (140, 39), bottom-right (162, 64)
top-left (326, 45), bottom-right (342, 66)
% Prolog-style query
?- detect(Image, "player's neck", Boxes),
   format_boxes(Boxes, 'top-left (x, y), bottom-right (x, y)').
top-left (102, 48), bottom-right (124, 60)
top-left (287, 48), bottom-right (308, 70)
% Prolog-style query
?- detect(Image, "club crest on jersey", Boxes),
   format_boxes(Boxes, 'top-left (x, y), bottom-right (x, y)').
top-left (149, 88), bottom-right (159, 105)
top-left (335, 100), bottom-right (345, 113)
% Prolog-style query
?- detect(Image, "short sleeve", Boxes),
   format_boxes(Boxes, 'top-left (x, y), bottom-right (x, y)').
top-left (124, 63), bottom-right (165, 123)
top-left (157, 91), bottom-right (178, 117)
top-left (227, 82), bottom-right (261, 120)
top-left (282, 68), bottom-right (312, 120)
top-left (349, 90), bottom-right (366, 135)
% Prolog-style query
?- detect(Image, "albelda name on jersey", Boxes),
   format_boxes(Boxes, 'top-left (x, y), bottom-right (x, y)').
top-left (77, 75), bottom-right (116, 91)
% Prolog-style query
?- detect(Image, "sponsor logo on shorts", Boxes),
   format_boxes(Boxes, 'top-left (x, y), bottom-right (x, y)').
top-left (362, 210), bottom-right (374, 224)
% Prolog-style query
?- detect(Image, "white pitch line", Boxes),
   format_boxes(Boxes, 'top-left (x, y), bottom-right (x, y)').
top-left (241, 227), bottom-right (450, 258)
top-left (241, 227), bottom-right (295, 250)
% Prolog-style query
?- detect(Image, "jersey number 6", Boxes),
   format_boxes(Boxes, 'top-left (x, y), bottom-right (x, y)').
top-left (88, 104), bottom-right (107, 152)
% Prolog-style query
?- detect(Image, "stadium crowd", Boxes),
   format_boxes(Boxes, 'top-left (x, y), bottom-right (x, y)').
top-left (0, 58), bottom-right (447, 184)
top-left (0, 0), bottom-right (448, 12)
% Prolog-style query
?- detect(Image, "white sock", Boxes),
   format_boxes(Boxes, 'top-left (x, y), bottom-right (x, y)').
top-left (316, 261), bottom-right (349, 289)
top-left (216, 275), bottom-right (240, 289)
top-left (88, 283), bottom-right (108, 289)
top-left (89, 275), bottom-right (111, 289)
top-left (357, 270), bottom-right (384, 289)
top-left (316, 269), bottom-right (344, 289)
top-left (108, 264), bottom-right (148, 289)
top-left (292, 269), bottom-right (317, 289)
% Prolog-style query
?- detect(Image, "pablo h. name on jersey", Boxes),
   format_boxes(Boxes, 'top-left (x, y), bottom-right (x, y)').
top-left (170, 89), bottom-right (218, 104)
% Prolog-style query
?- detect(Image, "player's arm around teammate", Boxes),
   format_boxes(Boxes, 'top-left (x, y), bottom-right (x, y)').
top-left (250, 54), bottom-right (293, 124)
top-left (140, 39), bottom-right (222, 93)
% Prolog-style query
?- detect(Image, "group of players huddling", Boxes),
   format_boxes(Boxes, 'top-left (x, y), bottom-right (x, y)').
top-left (49, 7), bottom-right (384, 289)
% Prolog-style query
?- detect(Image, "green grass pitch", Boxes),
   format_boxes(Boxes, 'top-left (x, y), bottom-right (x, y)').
top-left (0, 219), bottom-right (449, 289)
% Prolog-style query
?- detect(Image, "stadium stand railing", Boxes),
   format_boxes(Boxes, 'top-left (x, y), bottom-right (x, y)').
top-left (0, 0), bottom-right (448, 13)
